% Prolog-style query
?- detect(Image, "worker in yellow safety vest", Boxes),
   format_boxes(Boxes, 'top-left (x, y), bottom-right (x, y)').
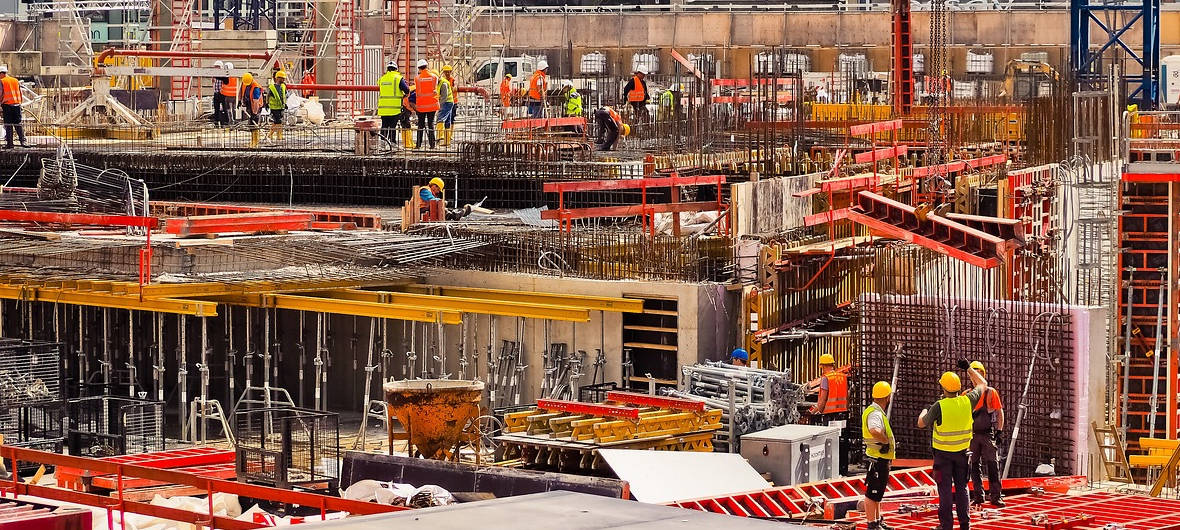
top-left (862, 381), bottom-right (895, 530)
top-left (377, 60), bottom-right (411, 148)
top-left (437, 64), bottom-right (457, 147)
top-left (918, 363), bottom-right (987, 530)
top-left (810, 353), bottom-right (850, 474)
top-left (265, 71), bottom-right (287, 141)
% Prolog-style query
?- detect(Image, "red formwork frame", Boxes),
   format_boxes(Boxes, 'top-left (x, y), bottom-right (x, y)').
top-left (864, 490), bottom-right (1180, 530)
top-left (541, 173), bottom-right (728, 237)
top-left (0, 447), bottom-right (403, 530)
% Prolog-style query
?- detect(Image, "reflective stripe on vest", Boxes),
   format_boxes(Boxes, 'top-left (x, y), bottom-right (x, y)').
top-left (442, 76), bottom-right (456, 104)
top-left (267, 83), bottom-right (286, 110)
top-left (377, 71), bottom-right (405, 116)
top-left (565, 94), bottom-right (582, 116)
top-left (416, 71), bottom-right (440, 112)
top-left (528, 71), bottom-right (546, 101)
top-left (627, 75), bottom-right (646, 102)
top-left (220, 77), bottom-right (238, 97)
top-left (822, 372), bottom-right (848, 414)
top-left (1, 77), bottom-right (20, 105)
top-left (933, 395), bottom-right (974, 452)
top-left (862, 402), bottom-right (895, 460)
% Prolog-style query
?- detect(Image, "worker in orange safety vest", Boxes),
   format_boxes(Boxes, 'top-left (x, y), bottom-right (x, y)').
top-left (0, 65), bottom-right (27, 149)
top-left (526, 60), bottom-right (549, 118)
top-left (810, 353), bottom-right (850, 474)
top-left (414, 59), bottom-right (440, 149)
top-left (499, 74), bottom-right (514, 118)
top-left (622, 65), bottom-right (650, 123)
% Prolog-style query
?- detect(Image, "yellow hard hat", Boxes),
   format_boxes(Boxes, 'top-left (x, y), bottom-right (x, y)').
top-left (442, 64), bottom-right (453, 72)
top-left (242, 72), bottom-right (254, 85)
top-left (275, 70), bottom-right (287, 79)
top-left (872, 381), bottom-right (892, 399)
top-left (622, 124), bottom-right (631, 136)
top-left (939, 371), bottom-right (962, 393)
top-left (505, 73), bottom-right (513, 79)
top-left (969, 360), bottom-right (986, 374)
top-left (429, 177), bottom-right (445, 189)
top-left (819, 353), bottom-right (835, 366)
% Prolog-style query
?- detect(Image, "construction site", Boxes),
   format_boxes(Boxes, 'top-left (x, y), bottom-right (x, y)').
top-left (0, 0), bottom-right (1171, 527)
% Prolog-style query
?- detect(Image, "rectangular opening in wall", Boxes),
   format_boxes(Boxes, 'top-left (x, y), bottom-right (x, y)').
top-left (622, 295), bottom-right (678, 392)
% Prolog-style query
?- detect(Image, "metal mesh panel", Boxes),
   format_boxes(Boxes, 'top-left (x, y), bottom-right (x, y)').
top-left (67, 396), bottom-right (165, 457)
top-left (0, 340), bottom-right (62, 407)
top-left (234, 407), bottom-right (339, 490)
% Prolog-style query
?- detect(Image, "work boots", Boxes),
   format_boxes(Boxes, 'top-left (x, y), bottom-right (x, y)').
top-left (877, 518), bottom-right (894, 530)
top-left (401, 130), bottom-right (415, 149)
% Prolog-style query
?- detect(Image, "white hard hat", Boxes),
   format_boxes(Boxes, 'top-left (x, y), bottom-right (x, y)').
top-left (0, 65), bottom-right (8, 73)
top-left (636, 65), bottom-right (648, 75)
top-left (223, 62), bottom-right (233, 70)
top-left (387, 61), bottom-right (398, 69)
top-left (417, 59), bottom-right (428, 68)
top-left (562, 80), bottom-right (573, 88)
top-left (537, 60), bottom-right (549, 70)
top-left (212, 61), bottom-right (223, 68)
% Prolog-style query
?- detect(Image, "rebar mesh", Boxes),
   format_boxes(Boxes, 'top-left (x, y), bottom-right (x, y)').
top-left (234, 407), bottom-right (339, 490)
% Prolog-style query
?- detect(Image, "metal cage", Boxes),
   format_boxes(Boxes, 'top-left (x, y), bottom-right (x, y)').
top-left (66, 396), bottom-right (165, 458)
top-left (233, 407), bottom-right (339, 490)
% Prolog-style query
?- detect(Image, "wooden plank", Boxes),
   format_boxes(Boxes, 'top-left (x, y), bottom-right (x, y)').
top-left (623, 325), bottom-right (678, 333)
top-left (623, 342), bottom-right (678, 351)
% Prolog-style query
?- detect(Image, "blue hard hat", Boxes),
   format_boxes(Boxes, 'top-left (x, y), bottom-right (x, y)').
top-left (730, 348), bottom-right (749, 361)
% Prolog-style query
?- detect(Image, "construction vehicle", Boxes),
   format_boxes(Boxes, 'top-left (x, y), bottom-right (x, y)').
top-left (471, 55), bottom-right (542, 92)
top-left (1001, 60), bottom-right (1058, 102)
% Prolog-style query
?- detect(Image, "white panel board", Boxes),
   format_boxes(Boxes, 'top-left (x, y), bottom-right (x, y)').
top-left (598, 449), bottom-right (769, 504)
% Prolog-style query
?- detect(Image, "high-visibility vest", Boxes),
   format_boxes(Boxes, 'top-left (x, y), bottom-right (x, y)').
top-left (565, 92), bottom-right (583, 117)
top-left (416, 71), bottom-right (440, 112)
top-left (267, 82), bottom-right (286, 110)
top-left (932, 395), bottom-right (974, 453)
top-left (377, 71), bottom-right (405, 116)
top-left (822, 372), bottom-right (848, 414)
top-left (442, 76), bottom-right (456, 104)
top-left (241, 81), bottom-right (263, 113)
top-left (862, 402), bottom-right (895, 460)
top-left (500, 78), bottom-right (512, 106)
top-left (0, 76), bottom-right (20, 105)
top-left (606, 106), bottom-right (622, 128)
top-left (220, 77), bottom-right (238, 97)
top-left (972, 387), bottom-right (998, 433)
top-left (528, 70), bottom-right (547, 101)
top-left (660, 89), bottom-right (673, 107)
top-left (627, 75), bottom-right (646, 103)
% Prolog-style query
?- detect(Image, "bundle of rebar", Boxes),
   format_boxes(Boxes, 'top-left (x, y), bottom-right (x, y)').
top-left (667, 361), bottom-right (805, 452)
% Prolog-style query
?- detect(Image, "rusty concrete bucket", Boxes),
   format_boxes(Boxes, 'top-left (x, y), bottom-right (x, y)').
top-left (383, 379), bottom-right (484, 460)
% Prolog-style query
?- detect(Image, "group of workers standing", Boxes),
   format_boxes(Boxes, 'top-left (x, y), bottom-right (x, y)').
top-left (209, 61), bottom-right (288, 146)
top-left (728, 349), bottom-right (1006, 530)
top-left (376, 59), bottom-right (459, 150)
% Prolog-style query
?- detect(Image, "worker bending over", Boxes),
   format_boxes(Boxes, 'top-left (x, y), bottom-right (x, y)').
top-left (0, 65), bottom-right (27, 149)
top-left (967, 361), bottom-right (1005, 507)
top-left (729, 348), bottom-right (748, 367)
top-left (862, 381), bottom-right (895, 530)
top-left (438, 65), bottom-right (457, 147)
top-left (377, 61), bottom-right (411, 147)
top-left (809, 353), bottom-right (849, 474)
top-left (265, 71), bottom-right (287, 141)
top-left (623, 66), bottom-right (650, 123)
top-left (592, 106), bottom-right (628, 151)
top-left (526, 60), bottom-right (549, 118)
top-left (414, 60), bottom-right (440, 150)
top-left (419, 177), bottom-right (446, 214)
top-left (918, 363), bottom-right (987, 530)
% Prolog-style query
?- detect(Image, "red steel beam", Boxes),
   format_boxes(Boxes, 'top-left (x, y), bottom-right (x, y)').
top-left (803, 208), bottom-right (851, 227)
top-left (0, 209), bottom-right (159, 228)
top-left (152, 201), bottom-right (382, 229)
top-left (164, 212), bottom-right (315, 236)
top-left (853, 145), bottom-right (908, 164)
top-left (1123, 173), bottom-right (1180, 182)
top-left (535, 399), bottom-right (640, 419)
top-left (544, 175), bottom-right (725, 193)
top-left (540, 201), bottom-right (721, 221)
top-left (849, 119), bottom-right (903, 136)
top-left (606, 391), bottom-right (706, 412)
top-left (501, 117), bottom-right (587, 130)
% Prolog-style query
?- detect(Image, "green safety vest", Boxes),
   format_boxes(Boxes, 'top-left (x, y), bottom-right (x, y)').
top-left (267, 82), bottom-right (286, 110)
top-left (862, 402), bottom-right (895, 460)
top-left (440, 76), bottom-right (455, 104)
top-left (378, 71), bottom-right (405, 116)
top-left (932, 395), bottom-right (973, 453)
top-left (565, 92), bottom-right (583, 116)
top-left (660, 89), bottom-right (673, 107)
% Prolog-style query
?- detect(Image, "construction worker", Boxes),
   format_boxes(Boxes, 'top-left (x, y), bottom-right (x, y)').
top-left (377, 61), bottom-right (410, 147)
top-left (419, 177), bottom-right (446, 217)
top-left (562, 81), bottom-right (583, 117)
top-left (401, 85), bottom-right (418, 149)
top-left (917, 363), bottom-right (988, 530)
top-left (623, 65), bottom-right (650, 123)
top-left (810, 353), bottom-right (849, 474)
top-left (414, 59), bottom-right (440, 150)
top-left (527, 60), bottom-right (549, 118)
top-left (0, 65), bottom-right (27, 149)
top-left (211, 60), bottom-right (226, 126)
top-left (729, 348), bottom-right (748, 367)
top-left (437, 64), bottom-right (457, 147)
top-left (499, 74), bottom-right (514, 118)
top-left (265, 71), bottom-right (287, 141)
top-left (220, 62), bottom-right (237, 125)
top-left (592, 106), bottom-right (627, 151)
top-left (863, 381), bottom-right (895, 530)
top-left (658, 84), bottom-right (676, 120)
top-left (239, 72), bottom-right (263, 125)
top-left (967, 361), bottom-right (1005, 508)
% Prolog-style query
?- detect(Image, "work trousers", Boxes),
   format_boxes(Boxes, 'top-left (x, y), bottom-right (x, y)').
top-left (933, 449), bottom-right (971, 530)
top-left (439, 102), bottom-right (456, 128)
top-left (969, 432), bottom-right (1002, 503)
top-left (379, 115), bottom-right (399, 142)
top-left (630, 100), bottom-right (650, 123)
top-left (2, 104), bottom-right (24, 147)
top-left (212, 93), bottom-right (228, 126)
top-left (416, 110), bottom-right (436, 149)
top-left (527, 99), bottom-right (543, 118)
top-left (593, 109), bottom-right (618, 151)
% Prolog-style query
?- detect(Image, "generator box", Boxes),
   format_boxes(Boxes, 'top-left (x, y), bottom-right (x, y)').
top-left (740, 424), bottom-right (841, 486)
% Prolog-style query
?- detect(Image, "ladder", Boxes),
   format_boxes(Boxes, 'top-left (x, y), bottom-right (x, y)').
top-left (168, 0), bottom-right (194, 100)
top-left (332, 0), bottom-right (362, 117)
top-left (1091, 421), bottom-right (1135, 484)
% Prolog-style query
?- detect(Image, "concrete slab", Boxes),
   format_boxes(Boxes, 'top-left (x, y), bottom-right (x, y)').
top-left (310, 491), bottom-right (803, 529)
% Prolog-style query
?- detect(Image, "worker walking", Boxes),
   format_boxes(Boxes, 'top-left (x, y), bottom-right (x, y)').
top-left (0, 65), bottom-right (27, 149)
top-left (265, 71), bottom-right (287, 142)
top-left (917, 363), bottom-right (988, 530)
top-left (414, 59), bottom-right (440, 150)
top-left (863, 381), bottom-right (896, 530)
top-left (809, 353), bottom-right (849, 474)
top-left (623, 65), bottom-right (650, 123)
top-left (967, 361), bottom-right (1005, 508)
top-left (437, 64), bottom-right (457, 147)
top-left (592, 106), bottom-right (627, 151)
top-left (499, 74), bottom-right (514, 118)
top-left (377, 61), bottom-right (410, 147)
top-left (527, 60), bottom-right (549, 118)
top-left (729, 348), bottom-right (748, 367)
